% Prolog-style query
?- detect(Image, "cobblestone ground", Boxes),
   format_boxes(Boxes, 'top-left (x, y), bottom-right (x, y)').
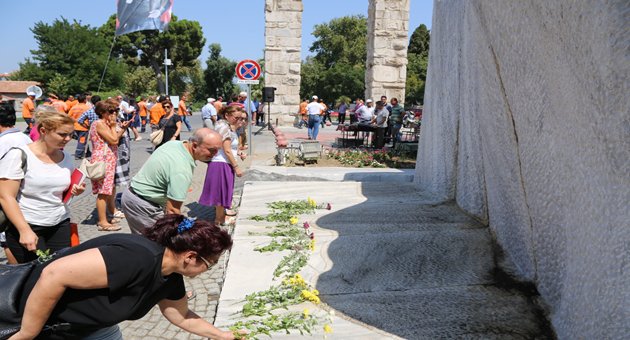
top-left (1, 117), bottom-right (253, 339)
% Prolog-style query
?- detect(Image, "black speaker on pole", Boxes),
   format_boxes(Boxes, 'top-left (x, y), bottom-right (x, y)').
top-left (263, 87), bottom-right (276, 102)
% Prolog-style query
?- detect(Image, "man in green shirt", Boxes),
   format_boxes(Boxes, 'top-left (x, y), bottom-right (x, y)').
top-left (388, 98), bottom-right (405, 145)
top-left (121, 128), bottom-right (222, 233)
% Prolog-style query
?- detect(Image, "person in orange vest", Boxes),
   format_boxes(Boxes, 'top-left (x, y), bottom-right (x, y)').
top-left (178, 93), bottom-right (193, 132)
top-left (68, 94), bottom-right (91, 159)
top-left (65, 95), bottom-right (78, 112)
top-left (22, 91), bottom-right (36, 134)
top-left (149, 96), bottom-right (168, 132)
top-left (48, 93), bottom-right (67, 113)
top-left (137, 96), bottom-right (148, 133)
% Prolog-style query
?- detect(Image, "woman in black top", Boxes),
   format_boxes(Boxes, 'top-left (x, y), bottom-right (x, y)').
top-left (13, 215), bottom-right (241, 340)
top-left (156, 101), bottom-right (182, 149)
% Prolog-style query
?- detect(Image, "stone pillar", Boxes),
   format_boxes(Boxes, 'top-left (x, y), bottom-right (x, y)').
top-left (264, 0), bottom-right (303, 125)
top-left (365, 0), bottom-right (410, 104)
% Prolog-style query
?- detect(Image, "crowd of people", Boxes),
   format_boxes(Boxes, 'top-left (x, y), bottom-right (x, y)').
top-left (297, 94), bottom-right (405, 147)
top-left (0, 89), bottom-right (255, 339)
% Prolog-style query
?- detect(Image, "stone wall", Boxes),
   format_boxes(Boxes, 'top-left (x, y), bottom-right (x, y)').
top-left (415, 1), bottom-right (629, 338)
top-left (264, 0), bottom-right (303, 125)
top-left (365, 0), bottom-right (410, 103)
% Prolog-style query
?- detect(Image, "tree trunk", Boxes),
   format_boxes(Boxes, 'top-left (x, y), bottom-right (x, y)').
top-left (150, 59), bottom-right (165, 94)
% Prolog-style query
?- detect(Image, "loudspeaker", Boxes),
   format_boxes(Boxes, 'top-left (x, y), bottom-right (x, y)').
top-left (263, 87), bottom-right (276, 102)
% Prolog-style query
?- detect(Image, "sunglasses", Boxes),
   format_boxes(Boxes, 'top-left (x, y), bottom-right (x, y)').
top-left (109, 108), bottom-right (120, 113)
top-left (163, 105), bottom-right (171, 109)
top-left (198, 256), bottom-right (217, 269)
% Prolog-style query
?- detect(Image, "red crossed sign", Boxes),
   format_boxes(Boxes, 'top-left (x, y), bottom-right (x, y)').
top-left (236, 59), bottom-right (261, 80)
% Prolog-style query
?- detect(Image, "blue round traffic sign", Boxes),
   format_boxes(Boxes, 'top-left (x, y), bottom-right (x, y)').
top-left (236, 59), bottom-right (261, 80)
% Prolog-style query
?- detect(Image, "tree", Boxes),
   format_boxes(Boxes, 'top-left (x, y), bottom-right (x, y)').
top-left (170, 60), bottom-right (204, 101)
top-left (203, 43), bottom-right (237, 99)
top-left (124, 66), bottom-right (158, 97)
top-left (100, 14), bottom-right (205, 93)
top-left (406, 24), bottom-right (430, 105)
top-left (11, 18), bottom-right (125, 94)
top-left (301, 15), bottom-right (368, 103)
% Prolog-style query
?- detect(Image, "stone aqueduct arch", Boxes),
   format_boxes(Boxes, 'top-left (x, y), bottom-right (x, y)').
top-left (264, 0), bottom-right (410, 125)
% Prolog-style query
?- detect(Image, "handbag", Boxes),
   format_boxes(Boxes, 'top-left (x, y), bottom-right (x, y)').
top-left (0, 249), bottom-right (72, 339)
top-left (0, 262), bottom-right (37, 325)
top-left (0, 148), bottom-right (27, 232)
top-left (149, 129), bottom-right (164, 146)
top-left (79, 158), bottom-right (106, 180)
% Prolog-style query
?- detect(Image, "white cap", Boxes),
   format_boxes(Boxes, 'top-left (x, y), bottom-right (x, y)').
top-left (27, 92), bottom-right (36, 96)
top-left (312, 95), bottom-right (318, 100)
top-left (239, 91), bottom-right (247, 97)
top-left (366, 99), bottom-right (373, 103)
top-left (207, 98), bottom-right (216, 103)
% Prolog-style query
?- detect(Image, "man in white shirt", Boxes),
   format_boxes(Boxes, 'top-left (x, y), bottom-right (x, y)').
top-left (0, 101), bottom-right (33, 157)
top-left (366, 99), bottom-right (375, 118)
top-left (201, 98), bottom-right (218, 129)
top-left (355, 99), bottom-right (372, 123)
top-left (306, 95), bottom-right (324, 140)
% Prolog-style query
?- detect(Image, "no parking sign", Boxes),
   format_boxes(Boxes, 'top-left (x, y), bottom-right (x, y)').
top-left (236, 59), bottom-right (261, 83)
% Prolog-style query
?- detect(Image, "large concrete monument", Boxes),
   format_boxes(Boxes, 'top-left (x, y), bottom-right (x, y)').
top-left (365, 0), bottom-right (410, 102)
top-left (264, 0), bottom-right (303, 125)
top-left (415, 1), bottom-right (628, 338)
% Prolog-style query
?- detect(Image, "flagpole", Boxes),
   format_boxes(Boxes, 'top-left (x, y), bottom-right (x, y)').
top-left (97, 35), bottom-right (117, 93)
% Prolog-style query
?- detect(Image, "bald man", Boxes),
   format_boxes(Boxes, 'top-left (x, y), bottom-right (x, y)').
top-left (121, 128), bottom-right (222, 233)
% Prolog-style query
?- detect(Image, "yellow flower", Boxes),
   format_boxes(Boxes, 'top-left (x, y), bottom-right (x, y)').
top-left (302, 308), bottom-right (310, 319)
top-left (311, 289), bottom-right (319, 296)
top-left (323, 324), bottom-right (333, 333)
top-left (307, 197), bottom-right (317, 208)
top-left (289, 216), bottom-right (298, 225)
top-left (309, 239), bottom-right (316, 251)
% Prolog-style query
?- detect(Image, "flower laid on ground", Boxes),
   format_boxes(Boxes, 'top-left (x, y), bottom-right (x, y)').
top-left (326, 203), bottom-right (332, 210)
top-left (324, 324), bottom-right (333, 333)
top-left (233, 199), bottom-right (334, 339)
top-left (301, 289), bottom-right (321, 304)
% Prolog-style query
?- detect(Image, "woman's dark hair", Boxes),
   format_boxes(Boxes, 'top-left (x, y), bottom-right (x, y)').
top-left (0, 100), bottom-right (17, 127)
top-left (143, 214), bottom-right (233, 258)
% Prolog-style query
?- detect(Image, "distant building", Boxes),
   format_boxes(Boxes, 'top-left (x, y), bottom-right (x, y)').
top-left (0, 80), bottom-right (41, 114)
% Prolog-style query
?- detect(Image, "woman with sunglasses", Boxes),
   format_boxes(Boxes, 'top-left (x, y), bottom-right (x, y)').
top-left (199, 106), bottom-right (245, 226)
top-left (0, 108), bottom-right (86, 263)
top-left (11, 214), bottom-right (244, 340)
top-left (90, 99), bottom-right (130, 231)
top-left (155, 100), bottom-right (182, 149)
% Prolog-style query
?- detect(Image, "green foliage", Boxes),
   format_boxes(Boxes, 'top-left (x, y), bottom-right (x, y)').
top-left (47, 73), bottom-right (71, 97)
top-left (169, 60), bottom-right (204, 100)
top-left (203, 43), bottom-right (237, 99)
top-left (300, 15), bottom-right (368, 102)
top-left (12, 17), bottom-right (125, 94)
top-left (100, 14), bottom-right (205, 93)
top-left (230, 312), bottom-right (319, 340)
top-left (124, 66), bottom-right (157, 97)
top-left (406, 24), bottom-right (430, 105)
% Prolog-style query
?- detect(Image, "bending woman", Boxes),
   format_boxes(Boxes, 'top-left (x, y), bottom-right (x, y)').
top-left (12, 215), bottom-right (241, 340)
top-left (0, 108), bottom-right (85, 264)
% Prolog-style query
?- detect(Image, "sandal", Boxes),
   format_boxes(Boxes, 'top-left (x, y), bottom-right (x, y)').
top-left (186, 290), bottom-right (196, 301)
top-left (112, 210), bottom-right (125, 219)
top-left (97, 223), bottom-right (121, 232)
top-left (108, 217), bottom-right (122, 224)
top-left (225, 209), bottom-right (237, 216)
top-left (224, 216), bottom-right (237, 226)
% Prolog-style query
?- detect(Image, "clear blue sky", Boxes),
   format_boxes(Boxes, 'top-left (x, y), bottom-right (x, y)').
top-left (0, 0), bottom-right (433, 74)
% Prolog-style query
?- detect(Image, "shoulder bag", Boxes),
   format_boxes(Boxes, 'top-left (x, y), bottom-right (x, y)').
top-left (0, 148), bottom-right (27, 232)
